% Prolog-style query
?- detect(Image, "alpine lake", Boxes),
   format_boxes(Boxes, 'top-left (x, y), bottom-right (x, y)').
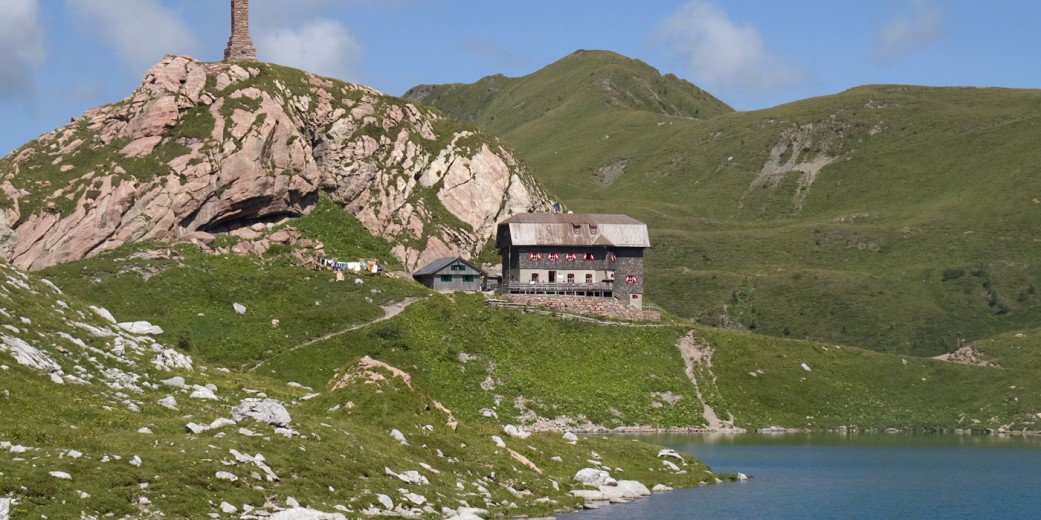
top-left (558, 432), bottom-right (1041, 519)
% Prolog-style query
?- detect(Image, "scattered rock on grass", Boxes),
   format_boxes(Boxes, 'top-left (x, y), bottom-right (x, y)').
top-left (574, 468), bottom-right (616, 487)
top-left (232, 398), bottom-right (291, 427)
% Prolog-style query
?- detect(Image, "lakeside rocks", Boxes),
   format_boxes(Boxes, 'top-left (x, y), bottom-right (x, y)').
top-left (572, 468), bottom-right (653, 508)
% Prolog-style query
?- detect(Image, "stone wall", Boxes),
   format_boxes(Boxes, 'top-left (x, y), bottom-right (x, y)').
top-left (613, 247), bottom-right (645, 308)
top-left (224, 0), bottom-right (257, 62)
top-left (503, 294), bottom-right (661, 322)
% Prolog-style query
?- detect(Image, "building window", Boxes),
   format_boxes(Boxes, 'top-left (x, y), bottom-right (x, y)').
top-left (609, 253), bottom-right (617, 262)
top-left (463, 275), bottom-right (475, 283)
top-left (440, 275), bottom-right (453, 283)
top-left (573, 225), bottom-right (582, 235)
top-left (565, 252), bottom-right (577, 262)
top-left (529, 252), bottom-right (542, 261)
top-left (567, 273), bottom-right (575, 284)
top-left (583, 252), bottom-right (595, 261)
top-left (530, 273), bottom-right (540, 283)
top-left (589, 225), bottom-right (598, 235)
top-left (451, 264), bottom-right (466, 271)
top-left (625, 275), bottom-right (638, 284)
top-left (585, 273), bottom-right (593, 284)
top-left (548, 252), bottom-right (560, 262)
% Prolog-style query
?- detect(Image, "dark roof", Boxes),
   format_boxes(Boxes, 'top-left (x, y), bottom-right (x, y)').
top-left (498, 213), bottom-right (650, 248)
top-left (412, 256), bottom-right (487, 277)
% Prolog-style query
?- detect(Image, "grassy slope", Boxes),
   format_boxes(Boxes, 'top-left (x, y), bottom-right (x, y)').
top-left (699, 326), bottom-right (1041, 431)
top-left (36, 196), bottom-right (1041, 435)
top-left (406, 51), bottom-right (1041, 357)
top-left (37, 237), bottom-right (1041, 435)
top-left (261, 294), bottom-right (706, 428)
top-left (2, 257), bottom-right (716, 518)
top-left (39, 197), bottom-right (423, 368)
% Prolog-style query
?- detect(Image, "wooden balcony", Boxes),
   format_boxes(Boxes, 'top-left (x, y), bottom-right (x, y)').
top-left (502, 282), bottom-right (614, 297)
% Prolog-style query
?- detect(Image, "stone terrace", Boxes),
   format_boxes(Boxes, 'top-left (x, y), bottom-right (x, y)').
top-left (500, 294), bottom-right (661, 322)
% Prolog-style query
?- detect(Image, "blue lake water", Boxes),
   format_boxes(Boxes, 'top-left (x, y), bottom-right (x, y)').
top-left (558, 433), bottom-right (1041, 519)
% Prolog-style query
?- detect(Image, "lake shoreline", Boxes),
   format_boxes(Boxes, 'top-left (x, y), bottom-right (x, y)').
top-left (534, 424), bottom-right (1041, 436)
top-left (554, 432), bottom-right (1041, 519)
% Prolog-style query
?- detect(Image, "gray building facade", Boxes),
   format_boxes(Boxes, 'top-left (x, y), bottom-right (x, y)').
top-left (412, 257), bottom-right (486, 292)
top-left (496, 213), bottom-right (650, 308)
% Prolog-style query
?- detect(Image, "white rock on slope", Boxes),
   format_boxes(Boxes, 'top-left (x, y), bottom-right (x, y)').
top-left (152, 349), bottom-right (193, 371)
top-left (231, 398), bottom-right (291, 427)
top-left (0, 335), bottom-right (62, 374)
top-left (269, 508), bottom-right (347, 520)
top-left (574, 468), bottom-right (616, 487)
top-left (118, 321), bottom-right (164, 336)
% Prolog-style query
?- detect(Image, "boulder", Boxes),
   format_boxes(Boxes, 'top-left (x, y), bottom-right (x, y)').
top-left (161, 376), bottom-right (186, 388)
top-left (232, 398), bottom-right (291, 427)
top-left (118, 321), bottom-right (164, 335)
top-left (152, 349), bottom-right (193, 371)
top-left (574, 468), bottom-right (616, 487)
top-left (385, 467), bottom-right (429, 485)
top-left (503, 424), bottom-right (531, 439)
top-left (657, 448), bottom-right (684, 461)
top-left (189, 385), bottom-right (218, 400)
top-left (0, 335), bottom-right (61, 373)
top-left (375, 494), bottom-right (393, 510)
top-left (89, 306), bottom-right (117, 324)
top-left (615, 480), bottom-right (651, 498)
top-left (269, 508), bottom-right (347, 520)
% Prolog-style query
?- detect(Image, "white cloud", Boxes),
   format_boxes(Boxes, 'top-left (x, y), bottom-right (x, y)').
top-left (875, 0), bottom-right (945, 60)
top-left (67, 0), bottom-right (198, 74)
top-left (0, 0), bottom-right (46, 98)
top-left (257, 18), bottom-right (362, 82)
top-left (656, 1), bottom-right (808, 94)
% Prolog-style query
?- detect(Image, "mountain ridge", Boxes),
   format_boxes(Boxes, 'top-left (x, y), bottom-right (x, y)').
top-left (405, 50), bottom-right (1041, 356)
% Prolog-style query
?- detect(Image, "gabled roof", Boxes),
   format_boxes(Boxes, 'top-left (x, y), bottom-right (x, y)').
top-left (497, 213), bottom-right (650, 248)
top-left (412, 256), bottom-right (487, 277)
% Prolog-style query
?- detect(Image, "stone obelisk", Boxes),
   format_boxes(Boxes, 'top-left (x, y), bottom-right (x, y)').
top-left (224, 0), bottom-right (257, 62)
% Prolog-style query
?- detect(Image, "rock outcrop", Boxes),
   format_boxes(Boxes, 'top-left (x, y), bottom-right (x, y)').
top-left (0, 55), bottom-right (551, 271)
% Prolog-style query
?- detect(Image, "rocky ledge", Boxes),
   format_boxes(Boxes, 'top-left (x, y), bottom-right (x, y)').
top-left (0, 56), bottom-right (551, 271)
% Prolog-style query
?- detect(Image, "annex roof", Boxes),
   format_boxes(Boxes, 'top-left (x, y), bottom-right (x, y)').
top-left (412, 256), bottom-right (487, 277)
top-left (497, 213), bottom-right (650, 248)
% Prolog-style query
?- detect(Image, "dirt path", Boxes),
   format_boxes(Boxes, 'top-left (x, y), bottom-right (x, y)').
top-left (248, 297), bottom-right (423, 373)
top-left (675, 331), bottom-right (733, 430)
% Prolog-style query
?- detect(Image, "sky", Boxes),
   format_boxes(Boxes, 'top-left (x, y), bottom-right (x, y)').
top-left (1, 0), bottom-right (1040, 156)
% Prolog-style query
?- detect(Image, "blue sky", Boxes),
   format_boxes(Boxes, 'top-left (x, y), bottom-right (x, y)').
top-left (1, 0), bottom-right (1039, 156)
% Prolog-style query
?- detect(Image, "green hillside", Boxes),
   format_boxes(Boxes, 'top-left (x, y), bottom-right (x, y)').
top-left (9, 187), bottom-right (1041, 517)
top-left (3, 234), bottom-right (716, 518)
top-left (36, 237), bottom-right (1041, 434)
top-left (405, 51), bottom-right (1041, 356)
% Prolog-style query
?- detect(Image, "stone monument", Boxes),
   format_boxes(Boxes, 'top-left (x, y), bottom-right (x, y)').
top-left (224, 0), bottom-right (257, 62)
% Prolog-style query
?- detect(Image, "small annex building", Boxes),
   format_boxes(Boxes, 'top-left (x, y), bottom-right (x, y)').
top-left (496, 213), bottom-right (650, 309)
top-left (412, 256), bottom-right (487, 292)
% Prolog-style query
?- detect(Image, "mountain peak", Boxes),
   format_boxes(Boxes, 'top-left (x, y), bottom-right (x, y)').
top-left (0, 55), bottom-right (551, 271)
